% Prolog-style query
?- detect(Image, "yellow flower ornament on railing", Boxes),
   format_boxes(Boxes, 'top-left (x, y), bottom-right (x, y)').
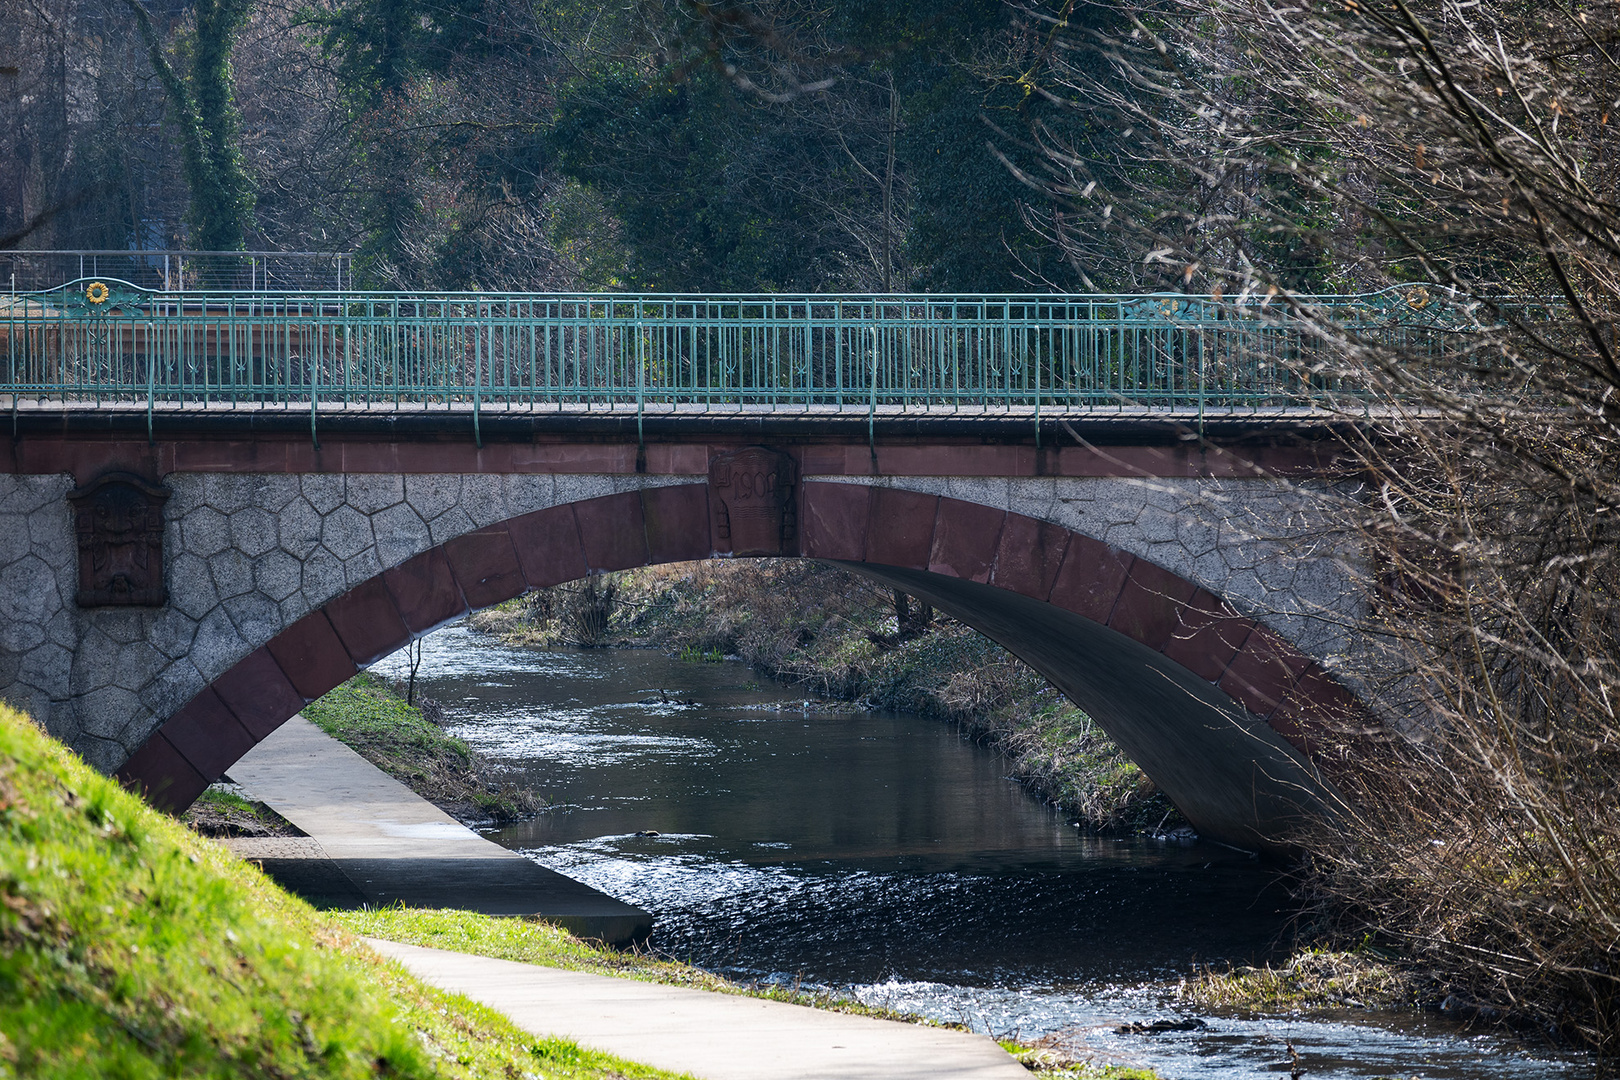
top-left (85, 281), bottom-right (110, 305)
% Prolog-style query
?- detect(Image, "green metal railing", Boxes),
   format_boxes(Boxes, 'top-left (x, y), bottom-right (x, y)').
top-left (3, 282), bottom-right (1500, 426)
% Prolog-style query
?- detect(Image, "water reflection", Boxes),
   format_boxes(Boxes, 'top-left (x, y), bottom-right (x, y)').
top-left (372, 626), bottom-right (1586, 1080)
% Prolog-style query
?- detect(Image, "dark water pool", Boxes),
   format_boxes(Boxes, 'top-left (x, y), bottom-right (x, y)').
top-left (372, 625), bottom-right (1586, 1079)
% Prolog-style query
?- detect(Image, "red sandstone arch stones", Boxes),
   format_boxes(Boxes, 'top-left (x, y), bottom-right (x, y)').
top-left (116, 477), bottom-right (1365, 825)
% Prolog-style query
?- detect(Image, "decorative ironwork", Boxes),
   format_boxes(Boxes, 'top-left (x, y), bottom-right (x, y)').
top-left (67, 472), bottom-right (170, 607)
top-left (0, 280), bottom-right (1532, 418)
top-left (709, 447), bottom-right (797, 557)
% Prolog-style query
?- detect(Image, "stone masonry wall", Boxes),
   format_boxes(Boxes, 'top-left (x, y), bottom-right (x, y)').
top-left (0, 468), bottom-right (1365, 775)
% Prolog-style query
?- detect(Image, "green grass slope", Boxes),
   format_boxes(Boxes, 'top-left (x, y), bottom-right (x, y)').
top-left (0, 702), bottom-right (685, 1080)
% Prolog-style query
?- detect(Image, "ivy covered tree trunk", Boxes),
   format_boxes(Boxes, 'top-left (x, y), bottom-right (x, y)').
top-left (127, 0), bottom-right (256, 258)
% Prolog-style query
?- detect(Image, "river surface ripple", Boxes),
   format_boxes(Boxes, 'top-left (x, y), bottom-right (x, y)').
top-left (373, 625), bottom-right (1586, 1080)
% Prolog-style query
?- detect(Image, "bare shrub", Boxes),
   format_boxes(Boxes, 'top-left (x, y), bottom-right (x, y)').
top-left (1011, 0), bottom-right (1620, 1048)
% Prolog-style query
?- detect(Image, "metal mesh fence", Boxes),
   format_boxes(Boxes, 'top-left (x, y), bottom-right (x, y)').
top-left (0, 251), bottom-right (353, 293)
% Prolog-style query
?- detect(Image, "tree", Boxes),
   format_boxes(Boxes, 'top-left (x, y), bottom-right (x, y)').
top-left (127, 0), bottom-right (257, 254)
top-left (546, 0), bottom-right (1112, 292)
top-left (1015, 0), bottom-right (1620, 1049)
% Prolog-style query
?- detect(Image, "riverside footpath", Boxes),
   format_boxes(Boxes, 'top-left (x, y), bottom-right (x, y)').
top-left (224, 716), bottom-right (1028, 1080)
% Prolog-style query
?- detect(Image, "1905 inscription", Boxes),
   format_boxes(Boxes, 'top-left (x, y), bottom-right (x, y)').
top-left (708, 446), bottom-right (797, 557)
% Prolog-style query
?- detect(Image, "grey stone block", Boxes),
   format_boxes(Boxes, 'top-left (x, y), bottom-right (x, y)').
top-left (190, 607), bottom-right (250, 684)
top-left (112, 642), bottom-right (164, 692)
top-left (942, 476), bottom-right (1011, 508)
top-left (0, 557), bottom-right (59, 652)
top-left (301, 474), bottom-right (347, 515)
top-left (405, 475), bottom-right (462, 521)
top-left (276, 498), bottom-right (324, 559)
top-left (165, 475), bottom-right (206, 518)
top-left (26, 499), bottom-right (70, 551)
top-left (0, 474), bottom-right (69, 515)
top-left (320, 505), bottom-right (375, 561)
top-left (77, 733), bottom-right (129, 775)
top-left (18, 643), bottom-right (71, 699)
top-left (460, 475), bottom-right (507, 527)
top-left (229, 507), bottom-right (281, 557)
top-left (553, 474), bottom-right (616, 505)
top-left (71, 626), bottom-right (122, 694)
top-left (209, 549), bottom-right (255, 599)
top-left (343, 549), bottom-right (383, 589)
top-left (224, 592), bottom-right (283, 648)
top-left (203, 473), bottom-right (256, 514)
top-left (250, 474), bottom-right (302, 512)
top-left (253, 549), bottom-right (304, 602)
top-left (75, 685), bottom-right (144, 741)
top-left (182, 506), bottom-right (232, 558)
top-left (148, 609), bottom-right (200, 659)
top-left (46, 609), bottom-right (78, 649)
top-left (371, 503), bottom-right (431, 570)
top-left (0, 514), bottom-right (30, 563)
top-left (426, 507), bottom-right (478, 546)
top-left (300, 549), bottom-right (347, 608)
top-left (86, 609), bottom-right (152, 645)
top-left (142, 660), bottom-right (205, 719)
top-left (346, 474), bottom-right (406, 515)
top-left (503, 474), bottom-right (557, 517)
top-left (167, 552), bottom-right (220, 622)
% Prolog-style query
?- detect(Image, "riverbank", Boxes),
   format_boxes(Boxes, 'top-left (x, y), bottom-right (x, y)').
top-left (469, 559), bottom-right (1177, 832)
top-left (0, 701), bottom-right (678, 1080)
top-left (301, 671), bottom-right (546, 824)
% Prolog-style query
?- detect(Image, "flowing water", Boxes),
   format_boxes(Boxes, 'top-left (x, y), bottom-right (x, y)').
top-left (372, 625), bottom-right (1587, 1079)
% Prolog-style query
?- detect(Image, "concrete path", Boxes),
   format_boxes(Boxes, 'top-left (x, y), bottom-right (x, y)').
top-left (366, 937), bottom-right (1029, 1080)
top-left (225, 716), bottom-right (652, 944)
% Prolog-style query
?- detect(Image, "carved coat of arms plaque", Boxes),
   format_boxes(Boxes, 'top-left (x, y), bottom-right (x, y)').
top-left (708, 447), bottom-right (797, 557)
top-left (68, 472), bottom-right (171, 607)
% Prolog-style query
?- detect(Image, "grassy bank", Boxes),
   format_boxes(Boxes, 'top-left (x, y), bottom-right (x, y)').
top-left (0, 701), bottom-right (684, 1080)
top-left (470, 559), bottom-right (1174, 830)
top-left (301, 671), bottom-right (544, 824)
top-left (183, 786), bottom-right (302, 837)
top-left (1177, 949), bottom-right (1434, 1013)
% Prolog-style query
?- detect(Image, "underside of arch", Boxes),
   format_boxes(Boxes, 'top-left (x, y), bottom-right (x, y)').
top-left (116, 480), bottom-right (1367, 852)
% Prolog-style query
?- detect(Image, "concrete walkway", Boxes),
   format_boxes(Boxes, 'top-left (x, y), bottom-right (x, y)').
top-left (224, 716), bottom-right (652, 944)
top-left (366, 937), bottom-right (1029, 1080)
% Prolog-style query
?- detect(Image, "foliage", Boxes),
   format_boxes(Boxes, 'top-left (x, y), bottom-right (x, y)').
top-left (302, 672), bottom-right (545, 822)
top-left (544, 0), bottom-right (1111, 291)
top-left (1178, 948), bottom-right (1433, 1012)
top-left (126, 0), bottom-right (257, 255)
top-left (1020, 0), bottom-right (1620, 1052)
top-left (0, 701), bottom-right (676, 1079)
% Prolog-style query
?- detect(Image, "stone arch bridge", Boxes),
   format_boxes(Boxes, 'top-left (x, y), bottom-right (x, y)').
top-left (0, 283), bottom-right (1445, 851)
top-left (0, 410), bottom-right (1373, 853)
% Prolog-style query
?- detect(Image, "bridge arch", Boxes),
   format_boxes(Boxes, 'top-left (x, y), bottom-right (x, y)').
top-left (114, 480), bottom-right (1362, 851)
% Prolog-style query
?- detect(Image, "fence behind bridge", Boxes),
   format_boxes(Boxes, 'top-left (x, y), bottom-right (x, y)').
top-left (0, 283), bottom-right (1522, 424)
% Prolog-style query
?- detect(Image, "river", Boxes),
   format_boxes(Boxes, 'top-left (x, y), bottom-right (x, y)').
top-left (372, 625), bottom-right (1585, 1080)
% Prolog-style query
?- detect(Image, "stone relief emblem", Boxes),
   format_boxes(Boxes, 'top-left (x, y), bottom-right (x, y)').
top-left (68, 472), bottom-right (171, 607)
top-left (708, 446), bottom-right (797, 557)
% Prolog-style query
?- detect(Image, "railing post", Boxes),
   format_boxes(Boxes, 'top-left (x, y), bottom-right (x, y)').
top-left (636, 315), bottom-right (646, 469)
top-left (472, 299), bottom-right (483, 449)
top-left (868, 325), bottom-right (878, 471)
